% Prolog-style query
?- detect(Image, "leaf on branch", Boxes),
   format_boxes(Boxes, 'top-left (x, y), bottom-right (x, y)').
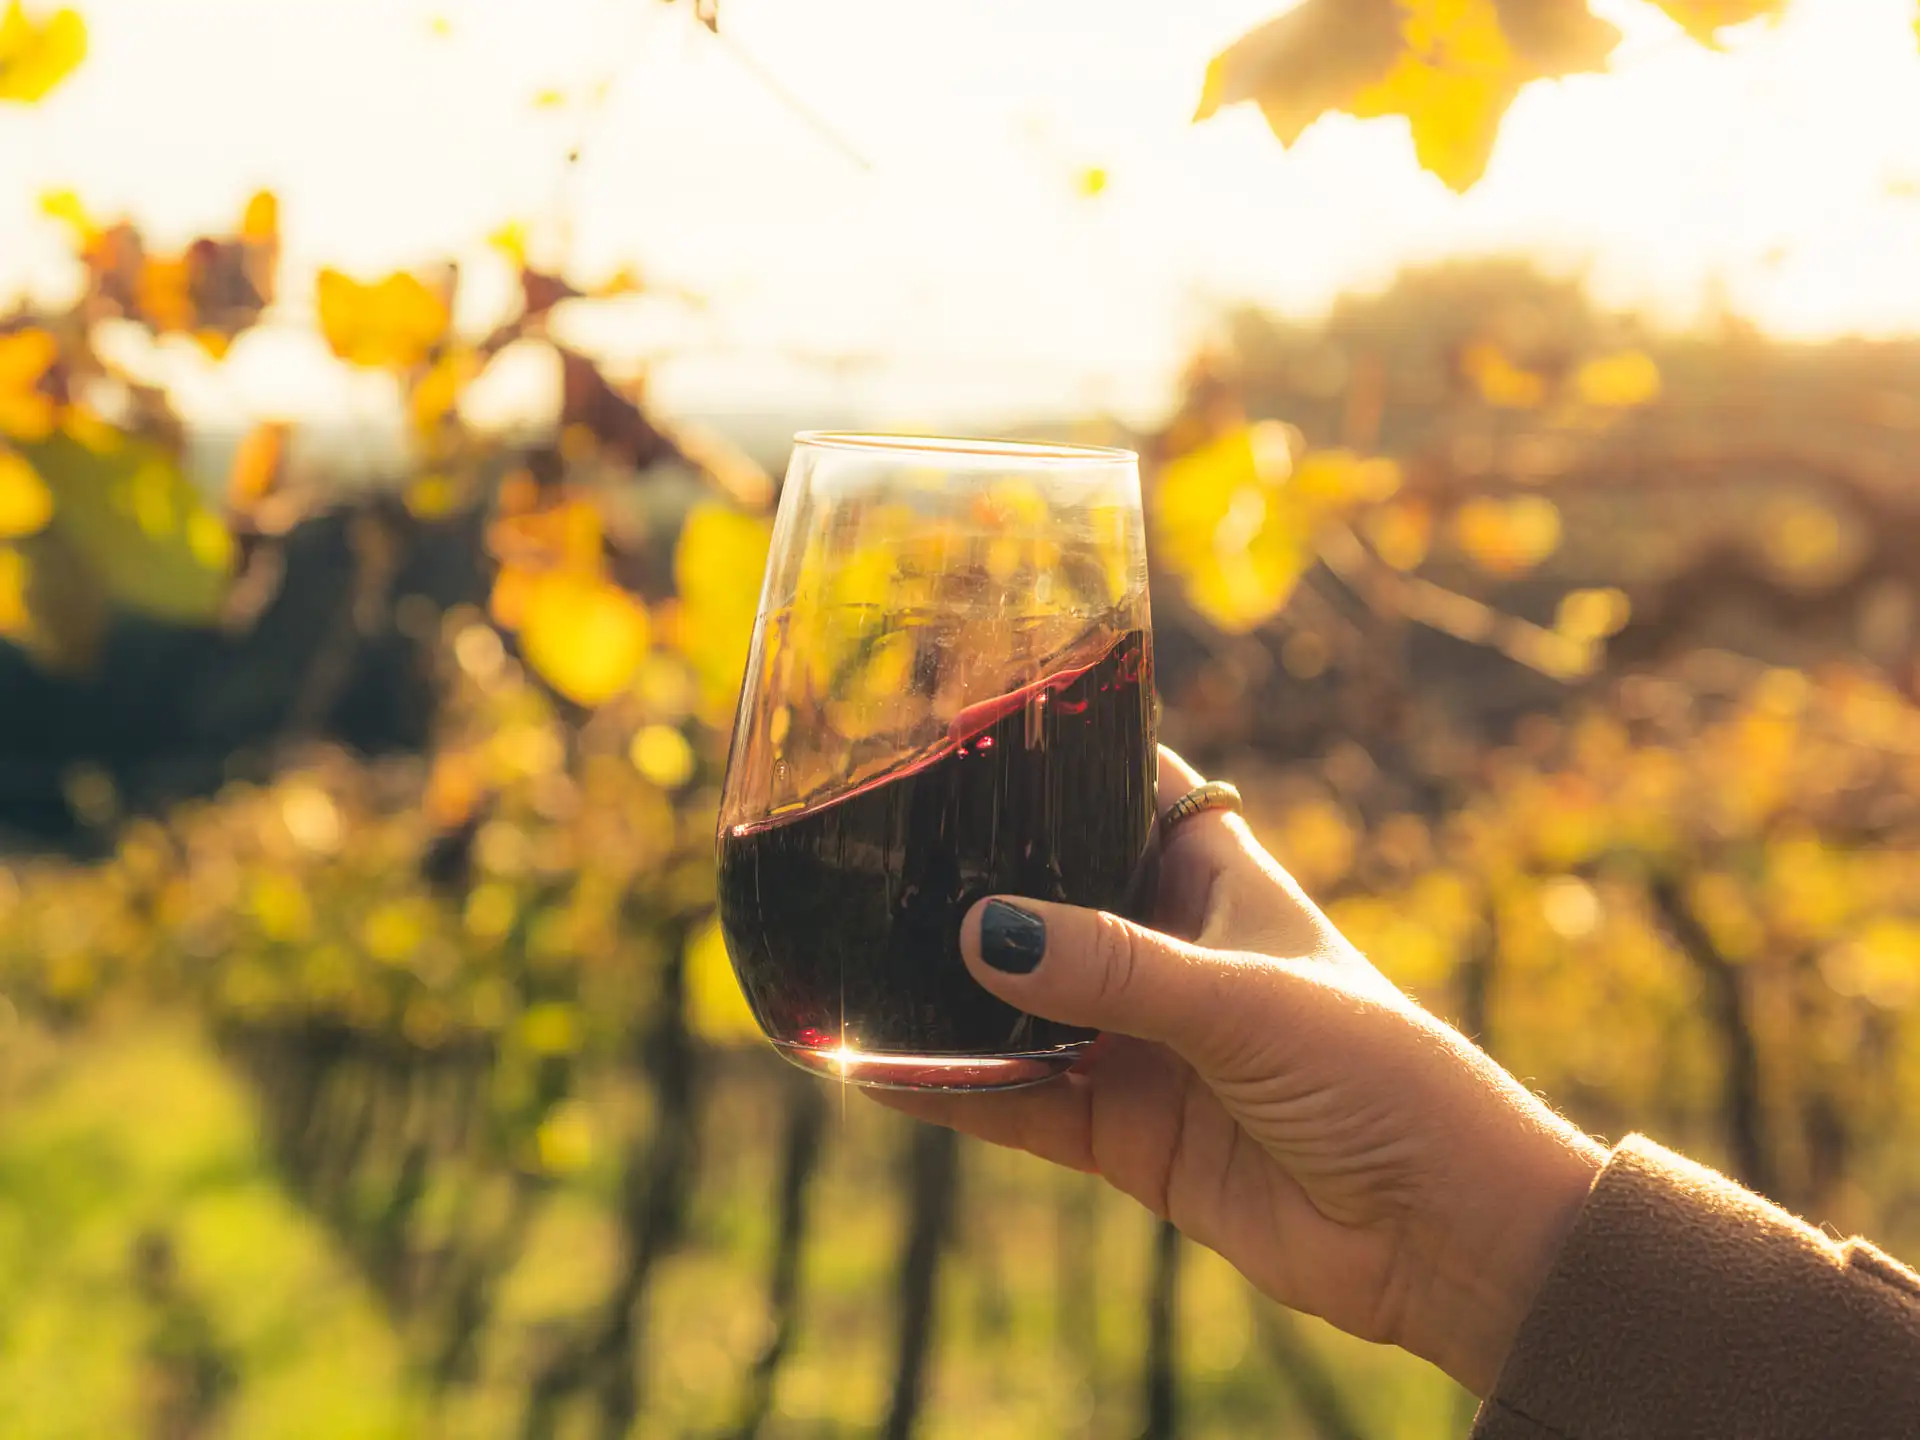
top-left (1645, 0), bottom-right (1786, 47)
top-left (630, 724), bottom-right (695, 789)
top-left (487, 220), bottom-right (528, 267)
top-left (37, 187), bottom-right (91, 235)
top-left (1194, 0), bottom-right (1404, 146)
top-left (1451, 494), bottom-right (1562, 574)
top-left (69, 198), bottom-right (278, 349)
top-left (0, 433), bottom-right (230, 668)
top-left (0, 328), bottom-right (58, 440)
top-left (0, 1), bottom-right (86, 104)
top-left (410, 349), bottom-right (482, 437)
top-left (1154, 421), bottom-right (1398, 633)
top-left (240, 189), bottom-right (278, 246)
top-left (686, 916), bottom-right (761, 1046)
top-left (1349, 0), bottom-right (1525, 193)
top-left (225, 420), bottom-right (290, 519)
top-left (516, 568), bottom-right (651, 707)
top-left (672, 502), bottom-right (771, 726)
top-left (1195, 0), bottom-right (1619, 192)
top-left (1363, 498), bottom-right (1434, 570)
top-left (0, 543), bottom-right (27, 639)
top-left (0, 447), bottom-right (53, 538)
top-left (1491, 0), bottom-right (1624, 78)
top-left (315, 268), bottom-right (451, 371)
top-left (1462, 338), bottom-right (1547, 407)
top-left (1574, 348), bottom-right (1661, 407)
top-left (0, 526), bottom-right (107, 668)
top-left (1555, 586), bottom-right (1630, 642)
top-left (21, 430), bottom-right (232, 622)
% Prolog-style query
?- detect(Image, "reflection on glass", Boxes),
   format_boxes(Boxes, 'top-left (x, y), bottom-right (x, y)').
top-left (716, 433), bottom-right (1157, 1090)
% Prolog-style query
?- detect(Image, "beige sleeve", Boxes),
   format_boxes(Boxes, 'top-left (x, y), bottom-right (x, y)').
top-left (1472, 1134), bottom-right (1920, 1440)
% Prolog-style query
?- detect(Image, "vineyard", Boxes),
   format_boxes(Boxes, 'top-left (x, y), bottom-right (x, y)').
top-left (7, 2), bottom-right (1920, 1437)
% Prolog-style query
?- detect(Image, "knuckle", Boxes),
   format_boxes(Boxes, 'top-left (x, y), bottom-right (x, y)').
top-left (1088, 911), bottom-right (1142, 1009)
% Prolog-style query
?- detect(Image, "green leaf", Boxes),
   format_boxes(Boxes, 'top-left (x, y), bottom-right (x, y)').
top-left (21, 430), bottom-right (232, 624)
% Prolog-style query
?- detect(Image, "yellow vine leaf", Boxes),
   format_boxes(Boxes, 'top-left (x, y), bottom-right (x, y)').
top-left (410, 349), bottom-right (480, 436)
top-left (0, 542), bottom-right (27, 637)
top-left (61, 404), bottom-right (120, 455)
top-left (1645, 0), bottom-right (1785, 46)
top-left (1462, 339), bottom-right (1546, 407)
top-left (315, 268), bottom-right (450, 370)
top-left (1757, 495), bottom-right (1853, 587)
top-left (24, 430), bottom-right (232, 621)
top-left (1555, 587), bottom-right (1631, 643)
top-left (0, 1), bottom-right (86, 104)
top-left (516, 568), bottom-right (651, 707)
top-left (487, 220), bottom-right (528, 267)
top-left (37, 187), bottom-right (90, 235)
top-left (1155, 422), bottom-right (1309, 633)
top-left (1350, 0), bottom-right (1519, 192)
top-left (684, 915), bottom-right (762, 1045)
top-left (1195, 0), bottom-right (1617, 193)
top-left (0, 328), bottom-right (58, 440)
top-left (0, 448), bottom-right (52, 537)
top-left (226, 420), bottom-right (289, 515)
top-left (1364, 499), bottom-right (1434, 570)
top-left (404, 474), bottom-right (463, 519)
top-left (1452, 495), bottom-right (1562, 574)
top-left (673, 502), bottom-right (772, 724)
top-left (136, 256), bottom-right (195, 335)
top-left (240, 189), bottom-right (279, 245)
top-left (489, 492), bottom-right (604, 577)
top-left (1574, 349), bottom-right (1661, 407)
top-left (630, 724), bottom-right (695, 789)
top-left (1195, 0), bottom-right (1405, 144)
top-left (535, 1103), bottom-right (594, 1175)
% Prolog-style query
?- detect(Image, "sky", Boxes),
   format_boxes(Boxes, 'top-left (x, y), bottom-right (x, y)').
top-left (4, 0), bottom-right (1920, 436)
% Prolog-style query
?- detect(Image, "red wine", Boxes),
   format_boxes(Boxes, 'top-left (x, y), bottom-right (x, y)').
top-left (717, 630), bottom-right (1155, 1089)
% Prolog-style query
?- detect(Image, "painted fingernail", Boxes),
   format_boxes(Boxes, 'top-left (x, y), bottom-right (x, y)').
top-left (979, 900), bottom-right (1046, 974)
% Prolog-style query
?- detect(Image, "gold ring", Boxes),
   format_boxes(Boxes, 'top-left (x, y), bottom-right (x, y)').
top-left (1161, 781), bottom-right (1243, 835)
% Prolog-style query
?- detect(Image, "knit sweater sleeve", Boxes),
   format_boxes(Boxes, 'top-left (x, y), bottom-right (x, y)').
top-left (1472, 1134), bottom-right (1920, 1440)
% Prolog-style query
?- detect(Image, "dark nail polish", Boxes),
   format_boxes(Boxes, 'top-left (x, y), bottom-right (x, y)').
top-left (979, 900), bottom-right (1046, 974)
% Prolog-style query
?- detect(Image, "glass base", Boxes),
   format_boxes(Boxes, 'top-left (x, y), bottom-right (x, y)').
top-left (770, 1037), bottom-right (1090, 1092)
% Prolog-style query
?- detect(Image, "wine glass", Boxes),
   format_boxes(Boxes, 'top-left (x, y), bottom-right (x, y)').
top-left (715, 433), bottom-right (1157, 1091)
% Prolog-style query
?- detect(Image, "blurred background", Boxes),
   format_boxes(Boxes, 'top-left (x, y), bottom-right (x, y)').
top-left (5, 0), bottom-right (1920, 1435)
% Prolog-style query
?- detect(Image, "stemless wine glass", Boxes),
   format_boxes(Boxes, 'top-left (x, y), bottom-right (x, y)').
top-left (715, 433), bottom-right (1156, 1091)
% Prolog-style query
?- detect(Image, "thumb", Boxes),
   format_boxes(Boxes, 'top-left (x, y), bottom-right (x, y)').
top-left (961, 896), bottom-right (1273, 1066)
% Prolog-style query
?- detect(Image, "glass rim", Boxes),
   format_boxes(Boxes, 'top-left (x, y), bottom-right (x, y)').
top-left (793, 430), bottom-right (1137, 465)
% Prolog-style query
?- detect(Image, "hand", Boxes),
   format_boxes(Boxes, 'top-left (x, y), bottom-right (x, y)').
top-left (874, 747), bottom-right (1605, 1397)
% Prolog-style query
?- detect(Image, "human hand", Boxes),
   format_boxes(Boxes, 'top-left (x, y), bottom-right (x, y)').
top-left (873, 747), bottom-right (1605, 1397)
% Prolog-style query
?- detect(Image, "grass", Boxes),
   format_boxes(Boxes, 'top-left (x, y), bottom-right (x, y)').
top-left (0, 1014), bottom-right (1469, 1437)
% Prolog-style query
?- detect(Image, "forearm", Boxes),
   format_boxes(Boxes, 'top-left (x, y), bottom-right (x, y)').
top-left (1397, 1098), bottom-right (1606, 1397)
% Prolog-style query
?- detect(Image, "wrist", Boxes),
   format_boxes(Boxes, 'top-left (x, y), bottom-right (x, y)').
top-left (1413, 1116), bottom-right (1606, 1397)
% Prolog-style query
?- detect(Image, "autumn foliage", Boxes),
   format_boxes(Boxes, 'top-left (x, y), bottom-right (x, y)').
top-left (1197, 0), bottom-right (1789, 189)
top-left (7, 7), bottom-right (1920, 1437)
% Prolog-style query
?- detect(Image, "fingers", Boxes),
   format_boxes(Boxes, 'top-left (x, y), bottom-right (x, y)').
top-left (1153, 744), bottom-right (1339, 957)
top-left (868, 1071), bottom-right (1098, 1173)
top-left (961, 893), bottom-right (1271, 1070)
top-left (1154, 744), bottom-right (1206, 815)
